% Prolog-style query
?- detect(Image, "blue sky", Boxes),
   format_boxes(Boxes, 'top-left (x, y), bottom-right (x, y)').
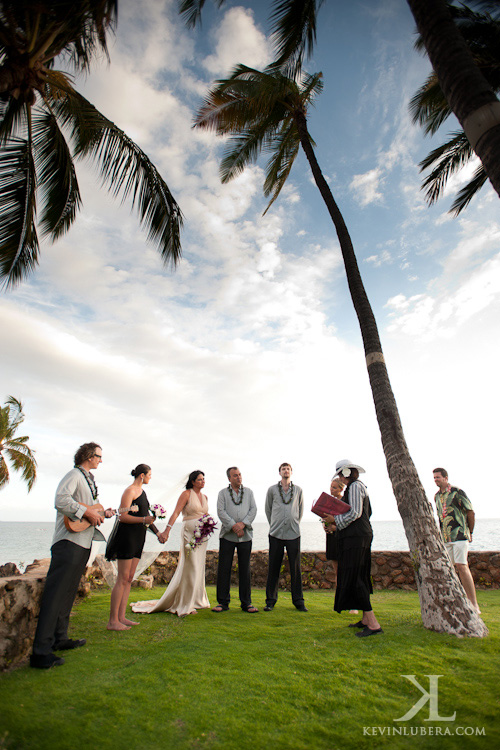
top-left (1, 0), bottom-right (499, 524)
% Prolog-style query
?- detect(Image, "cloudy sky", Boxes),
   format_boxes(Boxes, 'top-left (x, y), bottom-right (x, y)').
top-left (1, 0), bottom-right (499, 524)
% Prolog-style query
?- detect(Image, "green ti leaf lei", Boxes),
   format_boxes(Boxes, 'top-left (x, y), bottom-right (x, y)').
top-left (278, 481), bottom-right (294, 504)
top-left (228, 485), bottom-right (244, 505)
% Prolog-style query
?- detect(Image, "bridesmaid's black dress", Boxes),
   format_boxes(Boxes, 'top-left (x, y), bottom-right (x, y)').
top-left (105, 490), bottom-right (150, 560)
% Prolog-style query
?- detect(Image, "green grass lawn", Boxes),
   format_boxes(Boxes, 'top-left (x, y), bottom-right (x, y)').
top-left (1, 587), bottom-right (499, 750)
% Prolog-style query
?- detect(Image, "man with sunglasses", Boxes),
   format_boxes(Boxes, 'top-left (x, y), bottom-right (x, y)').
top-left (30, 442), bottom-right (112, 669)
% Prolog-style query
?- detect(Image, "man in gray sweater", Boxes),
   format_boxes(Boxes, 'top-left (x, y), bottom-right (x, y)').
top-left (264, 462), bottom-right (307, 611)
top-left (213, 467), bottom-right (258, 613)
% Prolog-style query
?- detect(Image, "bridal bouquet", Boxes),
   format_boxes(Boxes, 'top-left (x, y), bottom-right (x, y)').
top-left (186, 514), bottom-right (218, 552)
top-left (151, 503), bottom-right (167, 519)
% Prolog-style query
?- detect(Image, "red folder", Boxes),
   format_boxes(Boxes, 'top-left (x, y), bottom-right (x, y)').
top-left (311, 492), bottom-right (351, 518)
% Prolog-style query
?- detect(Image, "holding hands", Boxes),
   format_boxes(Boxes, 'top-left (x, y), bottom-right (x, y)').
top-left (157, 526), bottom-right (171, 544)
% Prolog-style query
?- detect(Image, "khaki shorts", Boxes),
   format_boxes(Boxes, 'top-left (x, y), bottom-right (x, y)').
top-left (445, 541), bottom-right (469, 565)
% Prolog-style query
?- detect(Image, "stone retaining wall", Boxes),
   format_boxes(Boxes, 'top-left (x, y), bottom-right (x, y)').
top-left (86, 549), bottom-right (500, 592)
top-left (2, 550), bottom-right (499, 671)
top-left (0, 559), bottom-right (89, 672)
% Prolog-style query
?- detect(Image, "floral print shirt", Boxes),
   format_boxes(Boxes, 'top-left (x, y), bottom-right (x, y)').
top-left (434, 485), bottom-right (473, 543)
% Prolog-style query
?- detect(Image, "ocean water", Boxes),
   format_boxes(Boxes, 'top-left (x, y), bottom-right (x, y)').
top-left (1, 518), bottom-right (499, 571)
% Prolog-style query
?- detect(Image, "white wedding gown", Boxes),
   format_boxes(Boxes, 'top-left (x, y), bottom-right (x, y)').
top-left (131, 490), bottom-right (210, 617)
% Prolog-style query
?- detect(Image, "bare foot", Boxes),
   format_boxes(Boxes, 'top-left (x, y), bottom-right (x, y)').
top-left (349, 610), bottom-right (359, 614)
top-left (107, 621), bottom-right (131, 631)
top-left (121, 618), bottom-right (140, 626)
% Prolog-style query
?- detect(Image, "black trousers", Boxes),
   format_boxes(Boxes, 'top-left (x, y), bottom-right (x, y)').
top-left (32, 540), bottom-right (90, 656)
top-left (266, 535), bottom-right (304, 607)
top-left (216, 537), bottom-right (253, 609)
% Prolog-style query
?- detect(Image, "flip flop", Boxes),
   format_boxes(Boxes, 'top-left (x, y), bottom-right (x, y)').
top-left (212, 605), bottom-right (228, 612)
top-left (347, 620), bottom-right (365, 629)
top-left (243, 606), bottom-right (259, 613)
top-left (355, 627), bottom-right (383, 637)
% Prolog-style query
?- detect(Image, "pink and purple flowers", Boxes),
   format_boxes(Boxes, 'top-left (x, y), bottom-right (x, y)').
top-left (151, 503), bottom-right (167, 519)
top-left (186, 514), bottom-right (218, 551)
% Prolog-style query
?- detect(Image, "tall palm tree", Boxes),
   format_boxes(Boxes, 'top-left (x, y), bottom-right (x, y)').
top-left (193, 64), bottom-right (487, 636)
top-left (0, 0), bottom-right (182, 288)
top-left (410, 2), bottom-right (500, 214)
top-left (0, 396), bottom-right (37, 492)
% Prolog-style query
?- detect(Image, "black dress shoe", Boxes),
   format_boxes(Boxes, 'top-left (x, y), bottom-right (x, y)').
top-left (30, 653), bottom-right (65, 669)
top-left (295, 605), bottom-right (308, 612)
top-left (263, 605), bottom-right (274, 611)
top-left (348, 620), bottom-right (366, 629)
top-left (53, 638), bottom-right (86, 650)
top-left (355, 626), bottom-right (383, 638)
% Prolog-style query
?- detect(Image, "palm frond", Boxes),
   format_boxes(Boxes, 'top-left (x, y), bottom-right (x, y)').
top-left (263, 120), bottom-right (300, 212)
top-left (409, 73), bottom-right (452, 134)
top-left (450, 164), bottom-right (488, 214)
top-left (0, 0), bottom-right (118, 72)
top-left (0, 455), bottom-right (9, 490)
top-left (0, 133), bottom-right (39, 288)
top-left (269, 0), bottom-right (322, 77)
top-left (3, 396), bottom-right (24, 437)
top-left (219, 115), bottom-right (284, 183)
top-left (0, 96), bottom-right (27, 144)
top-left (53, 91), bottom-right (182, 267)
top-left (178, 0), bottom-right (226, 29)
top-left (297, 71), bottom-right (323, 107)
top-left (4, 441), bottom-right (37, 491)
top-left (32, 106), bottom-right (81, 239)
top-left (420, 131), bottom-right (474, 204)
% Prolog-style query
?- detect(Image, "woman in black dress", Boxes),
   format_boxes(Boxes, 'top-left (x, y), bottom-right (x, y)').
top-left (331, 459), bottom-right (382, 637)
top-left (106, 464), bottom-right (161, 630)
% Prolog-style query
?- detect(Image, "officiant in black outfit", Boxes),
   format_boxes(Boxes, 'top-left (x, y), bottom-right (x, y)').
top-left (330, 459), bottom-right (383, 638)
top-left (30, 442), bottom-right (113, 669)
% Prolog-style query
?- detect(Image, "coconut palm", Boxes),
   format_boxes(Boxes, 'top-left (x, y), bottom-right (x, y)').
top-left (193, 64), bottom-right (487, 637)
top-left (0, 396), bottom-right (37, 492)
top-left (410, 2), bottom-right (500, 214)
top-left (0, 0), bottom-right (182, 288)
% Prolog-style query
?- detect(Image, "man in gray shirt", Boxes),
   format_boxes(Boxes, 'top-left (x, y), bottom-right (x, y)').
top-left (212, 467), bottom-right (258, 613)
top-left (264, 462), bottom-right (307, 612)
top-left (30, 442), bottom-right (112, 669)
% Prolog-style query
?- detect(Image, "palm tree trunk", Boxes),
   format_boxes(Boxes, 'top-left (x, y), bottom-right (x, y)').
top-left (407, 0), bottom-right (500, 201)
top-left (294, 108), bottom-right (487, 636)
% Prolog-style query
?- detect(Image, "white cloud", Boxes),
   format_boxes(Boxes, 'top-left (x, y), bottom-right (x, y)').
top-left (202, 7), bottom-right (271, 76)
top-left (365, 249), bottom-right (392, 266)
top-left (350, 168), bottom-right (384, 206)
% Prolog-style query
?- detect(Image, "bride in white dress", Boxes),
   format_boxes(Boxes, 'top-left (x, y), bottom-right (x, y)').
top-left (132, 470), bottom-right (210, 617)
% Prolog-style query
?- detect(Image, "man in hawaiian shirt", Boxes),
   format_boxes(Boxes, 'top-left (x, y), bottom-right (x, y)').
top-left (433, 467), bottom-right (479, 612)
